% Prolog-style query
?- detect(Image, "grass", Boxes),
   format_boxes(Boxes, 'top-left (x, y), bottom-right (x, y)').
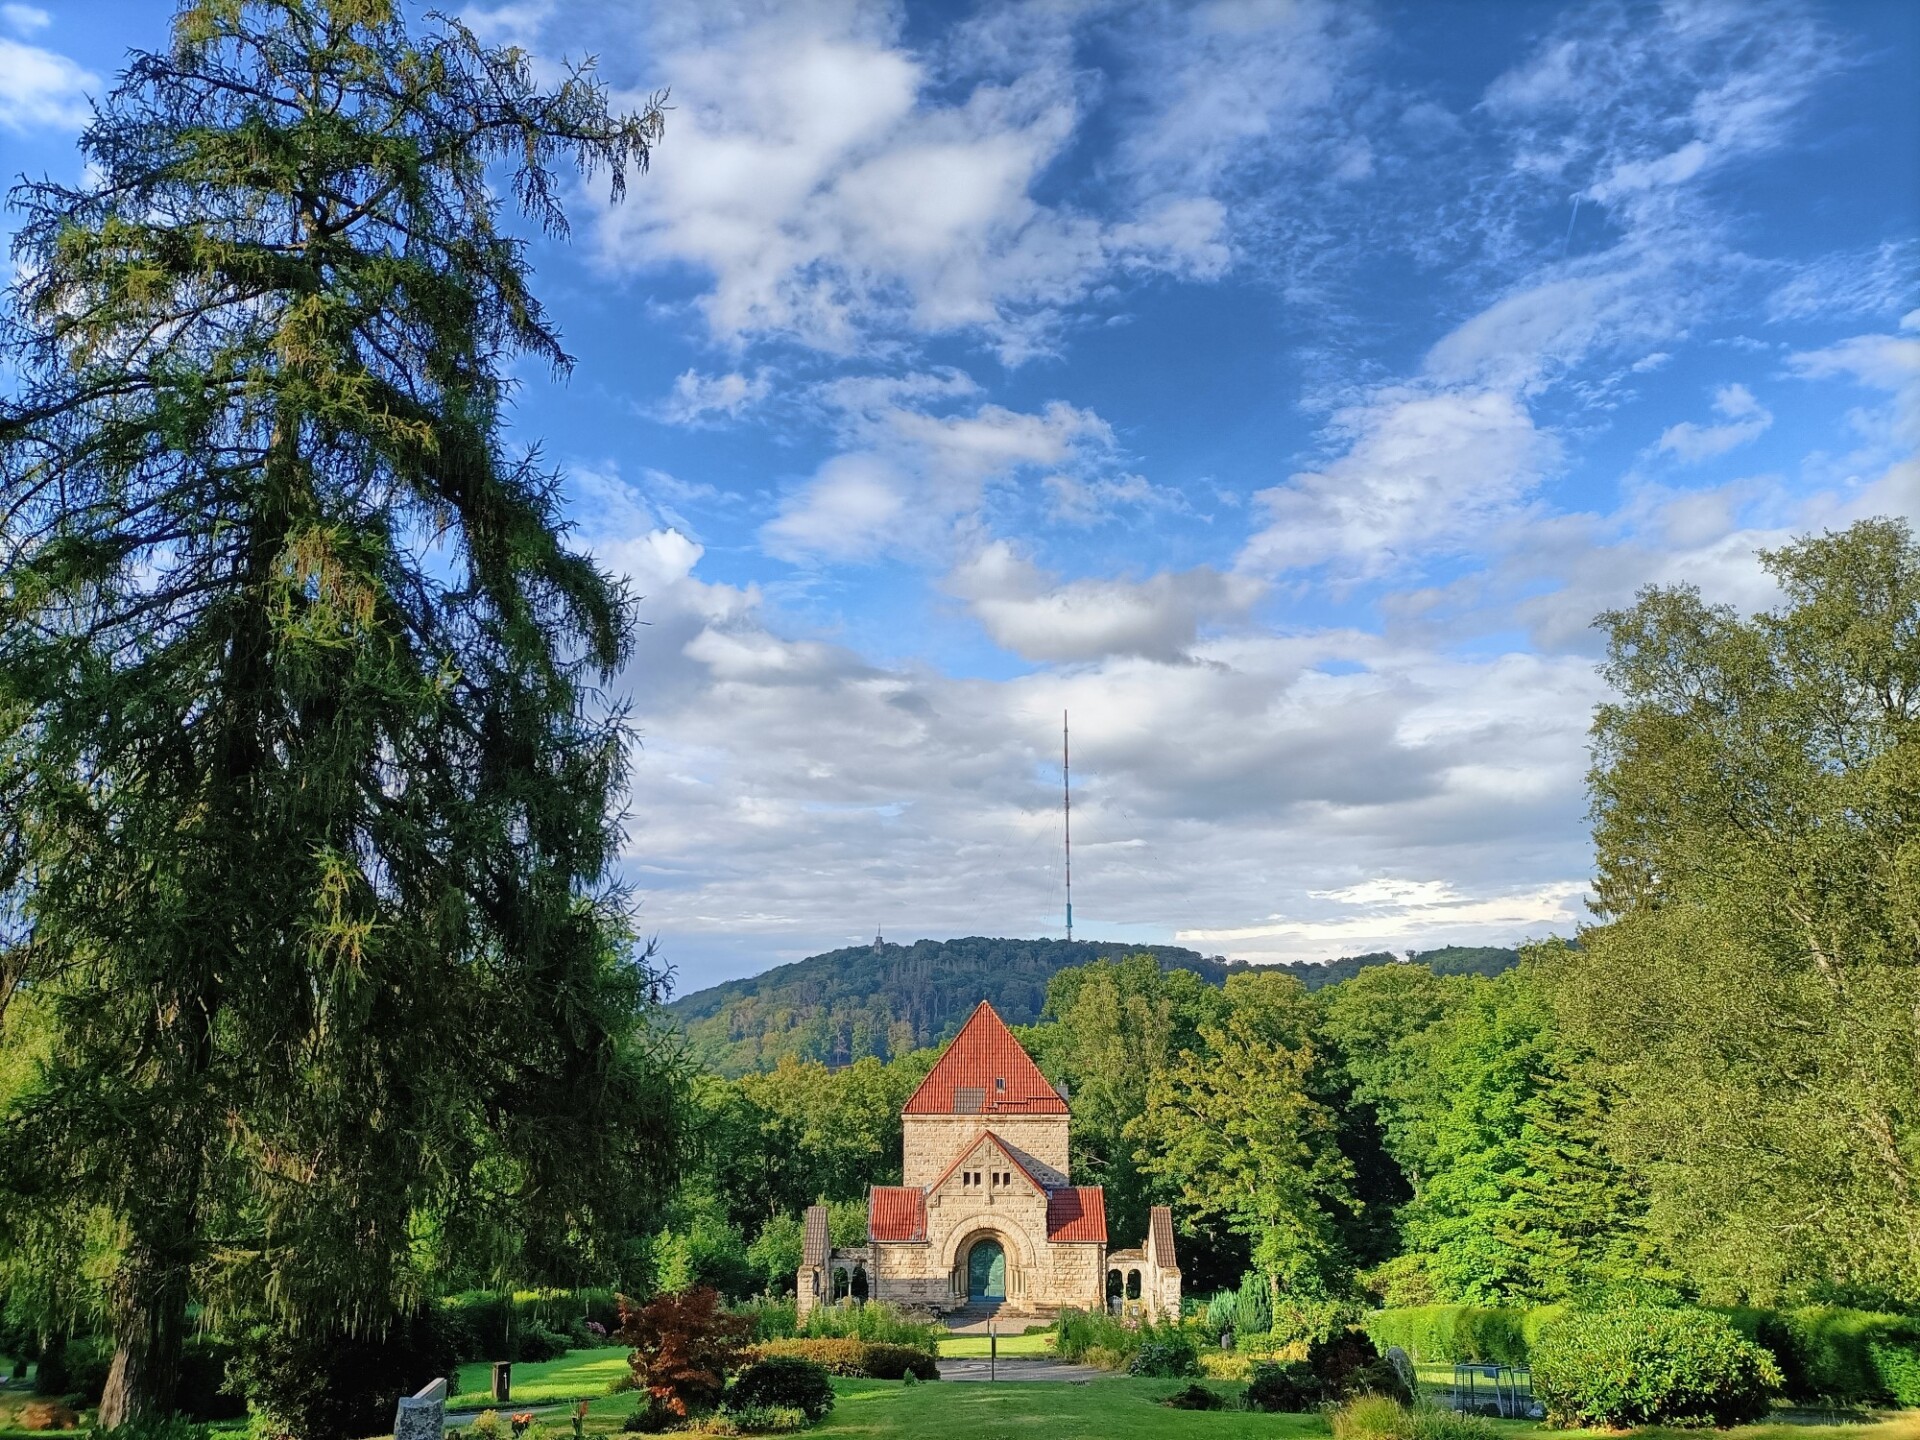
top-left (936, 1332), bottom-right (1057, 1359)
top-left (451, 1346), bottom-right (632, 1408)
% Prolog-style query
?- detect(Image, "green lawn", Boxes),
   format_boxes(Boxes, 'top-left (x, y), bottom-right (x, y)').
top-left (937, 1332), bottom-right (1056, 1359)
top-left (452, 1346), bottom-right (631, 1408)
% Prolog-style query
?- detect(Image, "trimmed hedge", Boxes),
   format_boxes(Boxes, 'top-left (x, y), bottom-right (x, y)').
top-left (1360, 1307), bottom-right (1559, 1367)
top-left (747, 1338), bottom-right (938, 1380)
top-left (1532, 1307), bottom-right (1779, 1428)
top-left (728, 1357), bottom-right (835, 1421)
top-left (1716, 1306), bottom-right (1920, 1406)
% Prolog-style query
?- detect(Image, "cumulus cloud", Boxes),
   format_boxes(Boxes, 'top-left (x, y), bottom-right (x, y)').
top-left (660, 369), bottom-right (772, 425)
top-left (1241, 387), bottom-right (1558, 577)
top-left (1657, 383), bottom-right (1774, 462)
top-left (946, 542), bottom-right (1262, 663)
top-left (763, 394), bottom-right (1124, 563)
top-left (0, 33), bottom-right (93, 130)
top-left (594, 0), bottom-right (1232, 359)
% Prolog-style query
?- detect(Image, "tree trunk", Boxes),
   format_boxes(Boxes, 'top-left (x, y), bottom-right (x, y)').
top-left (97, 1216), bottom-right (193, 1425)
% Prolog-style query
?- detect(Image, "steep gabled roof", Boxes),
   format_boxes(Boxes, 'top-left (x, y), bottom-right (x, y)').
top-left (1046, 1187), bottom-right (1107, 1243)
top-left (902, 1000), bottom-right (1068, 1115)
top-left (802, 1204), bottom-right (830, 1267)
top-left (869, 1186), bottom-right (928, 1243)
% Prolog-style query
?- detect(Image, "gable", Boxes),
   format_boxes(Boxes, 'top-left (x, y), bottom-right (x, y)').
top-left (927, 1129), bottom-right (1049, 1199)
top-left (903, 1001), bottom-right (1068, 1115)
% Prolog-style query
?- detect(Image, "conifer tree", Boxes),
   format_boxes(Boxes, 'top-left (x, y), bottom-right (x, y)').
top-left (0, 1), bottom-right (681, 1425)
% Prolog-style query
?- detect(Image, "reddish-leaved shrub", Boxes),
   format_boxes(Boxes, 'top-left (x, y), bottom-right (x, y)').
top-left (615, 1287), bottom-right (752, 1419)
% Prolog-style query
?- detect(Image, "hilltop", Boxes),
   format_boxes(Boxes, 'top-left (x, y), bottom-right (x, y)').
top-left (666, 935), bottom-right (1518, 1075)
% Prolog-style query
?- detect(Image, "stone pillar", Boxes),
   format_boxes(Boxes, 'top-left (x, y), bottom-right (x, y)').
top-left (394, 1377), bottom-right (446, 1440)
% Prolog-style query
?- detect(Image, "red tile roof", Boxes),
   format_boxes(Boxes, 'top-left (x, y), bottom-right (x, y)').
top-left (1046, 1186), bottom-right (1108, 1243)
top-left (903, 1001), bottom-right (1069, 1115)
top-left (869, 1186), bottom-right (928, 1242)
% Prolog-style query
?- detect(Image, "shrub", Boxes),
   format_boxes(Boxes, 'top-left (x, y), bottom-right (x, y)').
top-left (1532, 1305), bottom-right (1780, 1428)
top-left (470, 1411), bottom-right (507, 1440)
top-left (619, 1399), bottom-right (678, 1434)
top-left (728, 1357), bottom-right (835, 1421)
top-left (1234, 1272), bottom-right (1273, 1337)
top-left (1127, 1324), bottom-right (1201, 1379)
top-left (747, 1338), bottom-right (936, 1380)
top-left (1721, 1306), bottom-right (1920, 1405)
top-left (1332, 1393), bottom-right (1413, 1440)
top-left (1050, 1307), bottom-right (1139, 1365)
top-left (32, 1335), bottom-right (111, 1402)
top-left (1349, 1358), bottom-right (1415, 1406)
top-left (515, 1324), bottom-right (572, 1363)
top-left (1163, 1381), bottom-right (1225, 1410)
top-left (682, 1407), bottom-right (808, 1437)
top-left (797, 1300), bottom-right (939, 1354)
top-left (730, 1296), bottom-right (799, 1344)
top-left (616, 1286), bottom-right (753, 1418)
top-left (1199, 1351), bottom-right (1252, 1381)
top-left (1308, 1328), bottom-right (1382, 1398)
top-left (1204, 1290), bottom-right (1237, 1338)
top-left (16, 1402), bottom-right (80, 1432)
top-left (175, 1333), bottom-right (246, 1421)
top-left (1244, 1360), bottom-right (1322, 1413)
top-left (1360, 1307), bottom-right (1534, 1367)
top-left (1330, 1397), bottom-right (1496, 1440)
top-left (228, 1308), bottom-right (458, 1440)
top-left (1870, 1339), bottom-right (1920, 1407)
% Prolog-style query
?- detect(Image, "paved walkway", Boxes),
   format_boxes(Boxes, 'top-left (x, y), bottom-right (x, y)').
top-left (940, 1357), bottom-right (1107, 1383)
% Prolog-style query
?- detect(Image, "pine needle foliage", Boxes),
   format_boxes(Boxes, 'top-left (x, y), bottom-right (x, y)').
top-left (0, 0), bottom-right (680, 1425)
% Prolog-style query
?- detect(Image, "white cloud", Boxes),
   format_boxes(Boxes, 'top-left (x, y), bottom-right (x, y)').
top-left (1240, 387), bottom-right (1557, 577)
top-left (0, 34), bottom-right (94, 131)
top-left (595, 0), bottom-right (1231, 359)
top-left (763, 393), bottom-right (1124, 563)
top-left (660, 369), bottom-right (772, 425)
top-left (1, 5), bottom-right (48, 35)
top-left (1657, 383), bottom-right (1774, 463)
top-left (946, 542), bottom-right (1263, 664)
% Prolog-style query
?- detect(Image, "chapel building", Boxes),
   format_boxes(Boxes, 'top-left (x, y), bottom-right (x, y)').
top-left (796, 1000), bottom-right (1181, 1324)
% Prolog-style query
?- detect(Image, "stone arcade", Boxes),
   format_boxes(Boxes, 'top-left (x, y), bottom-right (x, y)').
top-left (796, 1000), bottom-right (1181, 1324)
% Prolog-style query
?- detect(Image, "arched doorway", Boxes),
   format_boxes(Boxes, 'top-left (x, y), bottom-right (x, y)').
top-left (966, 1237), bottom-right (1006, 1300)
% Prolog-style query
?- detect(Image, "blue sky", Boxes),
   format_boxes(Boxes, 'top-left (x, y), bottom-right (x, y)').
top-left (4, 0), bottom-right (1917, 989)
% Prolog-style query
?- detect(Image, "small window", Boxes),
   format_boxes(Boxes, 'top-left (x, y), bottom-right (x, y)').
top-left (995, 1076), bottom-right (1006, 1091)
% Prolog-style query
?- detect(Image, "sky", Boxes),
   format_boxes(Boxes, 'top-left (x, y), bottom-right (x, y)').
top-left (3, 0), bottom-right (1918, 991)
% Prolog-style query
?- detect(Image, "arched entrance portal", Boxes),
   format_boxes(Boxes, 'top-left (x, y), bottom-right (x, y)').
top-left (966, 1237), bottom-right (1006, 1300)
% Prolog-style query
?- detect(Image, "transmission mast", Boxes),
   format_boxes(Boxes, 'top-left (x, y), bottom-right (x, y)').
top-left (1063, 709), bottom-right (1073, 942)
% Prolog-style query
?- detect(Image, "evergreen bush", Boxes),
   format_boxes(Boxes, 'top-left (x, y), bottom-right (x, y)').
top-left (1234, 1272), bottom-right (1273, 1337)
top-left (747, 1338), bottom-right (937, 1380)
top-left (727, 1357), bottom-right (835, 1421)
top-left (1243, 1360), bottom-right (1322, 1413)
top-left (1163, 1381), bottom-right (1225, 1410)
top-left (1126, 1324), bottom-right (1201, 1378)
top-left (1532, 1306), bottom-right (1779, 1428)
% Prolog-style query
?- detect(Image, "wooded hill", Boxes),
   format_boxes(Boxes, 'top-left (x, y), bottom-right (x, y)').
top-left (667, 935), bottom-right (1518, 1074)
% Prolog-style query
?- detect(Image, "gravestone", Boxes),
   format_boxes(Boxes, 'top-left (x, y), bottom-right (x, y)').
top-left (1387, 1346), bottom-right (1418, 1396)
top-left (393, 1376), bottom-right (447, 1440)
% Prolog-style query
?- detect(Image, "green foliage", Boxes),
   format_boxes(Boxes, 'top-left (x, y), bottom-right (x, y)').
top-left (1243, 1361), bottom-right (1323, 1412)
top-left (728, 1297), bottom-right (798, 1344)
top-left (1307, 1328), bottom-right (1383, 1398)
top-left (1531, 1306), bottom-right (1780, 1428)
top-left (651, 1216), bottom-right (752, 1300)
top-left (1720, 1305), bottom-right (1920, 1405)
top-left (0, 0), bottom-right (685, 1425)
top-left (1567, 520), bottom-right (1920, 1306)
top-left (744, 1218), bottom-right (804, 1297)
top-left (1360, 1306), bottom-right (1545, 1366)
top-left (669, 939), bottom-right (1238, 1075)
top-left (439, 1291), bottom-right (621, 1363)
top-left (1331, 1397), bottom-right (1498, 1440)
top-left (1126, 1324), bottom-right (1201, 1378)
top-left (1233, 1271), bottom-right (1273, 1337)
top-left (1050, 1308), bottom-right (1141, 1366)
top-left (1135, 971), bottom-right (1353, 1299)
top-left (726, 1357), bottom-right (835, 1421)
top-left (796, 1300), bottom-right (939, 1354)
top-left (747, 1338), bottom-right (936, 1380)
top-left (226, 1310), bottom-right (460, 1440)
